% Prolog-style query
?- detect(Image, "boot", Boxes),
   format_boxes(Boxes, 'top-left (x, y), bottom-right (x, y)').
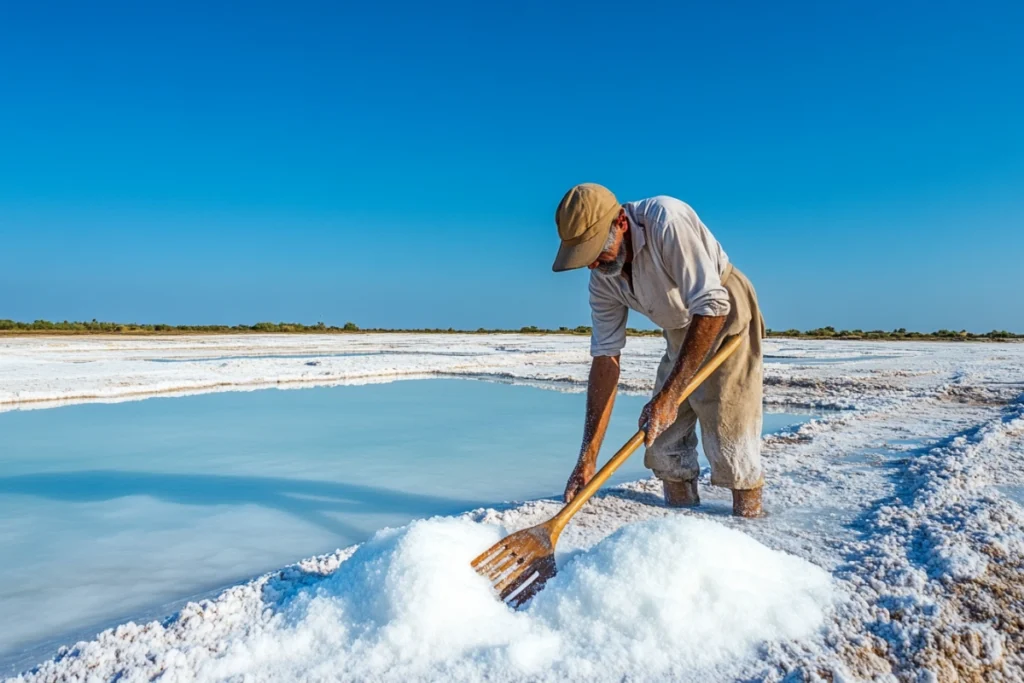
top-left (732, 486), bottom-right (763, 518)
top-left (662, 479), bottom-right (700, 508)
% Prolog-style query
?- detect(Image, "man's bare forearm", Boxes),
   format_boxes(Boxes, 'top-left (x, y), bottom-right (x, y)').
top-left (658, 314), bottom-right (727, 402)
top-left (577, 355), bottom-right (620, 466)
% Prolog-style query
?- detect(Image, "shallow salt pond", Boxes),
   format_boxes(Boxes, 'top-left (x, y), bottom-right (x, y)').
top-left (0, 379), bottom-right (812, 674)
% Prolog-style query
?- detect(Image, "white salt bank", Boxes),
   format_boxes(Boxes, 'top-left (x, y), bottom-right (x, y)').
top-left (165, 516), bottom-right (834, 683)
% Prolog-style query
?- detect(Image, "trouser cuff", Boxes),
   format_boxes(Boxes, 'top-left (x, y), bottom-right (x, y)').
top-left (711, 474), bottom-right (764, 490)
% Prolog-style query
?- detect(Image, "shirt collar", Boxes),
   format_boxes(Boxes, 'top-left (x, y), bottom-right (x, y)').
top-left (624, 202), bottom-right (646, 255)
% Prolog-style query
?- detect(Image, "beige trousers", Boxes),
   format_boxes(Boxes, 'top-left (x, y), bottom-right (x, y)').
top-left (643, 266), bottom-right (766, 490)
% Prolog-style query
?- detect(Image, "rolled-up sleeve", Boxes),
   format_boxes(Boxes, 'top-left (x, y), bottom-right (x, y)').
top-left (652, 207), bottom-right (731, 317)
top-left (589, 275), bottom-right (628, 357)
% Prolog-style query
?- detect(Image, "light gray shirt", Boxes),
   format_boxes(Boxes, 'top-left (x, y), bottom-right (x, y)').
top-left (589, 196), bottom-right (731, 357)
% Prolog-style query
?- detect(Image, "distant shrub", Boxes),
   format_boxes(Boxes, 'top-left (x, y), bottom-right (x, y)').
top-left (1, 319), bottom-right (1021, 340)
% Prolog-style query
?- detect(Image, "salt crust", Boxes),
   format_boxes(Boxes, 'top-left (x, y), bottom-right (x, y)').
top-left (4, 335), bottom-right (1024, 681)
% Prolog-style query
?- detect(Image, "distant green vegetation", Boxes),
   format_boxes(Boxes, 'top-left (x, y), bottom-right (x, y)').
top-left (767, 326), bottom-right (1021, 341)
top-left (0, 319), bottom-right (1020, 341)
top-left (0, 319), bottom-right (355, 334)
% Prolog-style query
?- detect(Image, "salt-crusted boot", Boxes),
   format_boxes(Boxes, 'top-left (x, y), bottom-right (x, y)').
top-left (732, 486), bottom-right (763, 518)
top-left (662, 479), bottom-right (700, 508)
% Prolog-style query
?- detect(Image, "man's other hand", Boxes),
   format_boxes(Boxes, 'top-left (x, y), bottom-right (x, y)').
top-left (639, 390), bottom-right (680, 447)
top-left (563, 458), bottom-right (596, 503)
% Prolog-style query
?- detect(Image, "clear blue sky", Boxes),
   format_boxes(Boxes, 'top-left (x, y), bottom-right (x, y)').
top-left (1, 1), bottom-right (1021, 331)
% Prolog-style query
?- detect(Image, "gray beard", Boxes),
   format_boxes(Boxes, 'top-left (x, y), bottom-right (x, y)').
top-left (594, 244), bottom-right (627, 277)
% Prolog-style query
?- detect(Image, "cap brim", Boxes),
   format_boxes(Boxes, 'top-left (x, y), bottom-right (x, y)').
top-left (551, 227), bottom-right (610, 272)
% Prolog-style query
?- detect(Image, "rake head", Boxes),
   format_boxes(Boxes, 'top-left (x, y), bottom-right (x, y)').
top-left (471, 522), bottom-right (559, 608)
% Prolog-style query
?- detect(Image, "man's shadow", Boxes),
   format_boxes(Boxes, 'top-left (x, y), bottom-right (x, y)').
top-left (0, 470), bottom-right (489, 543)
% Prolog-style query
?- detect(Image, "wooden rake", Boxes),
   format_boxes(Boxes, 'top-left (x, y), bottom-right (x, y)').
top-left (470, 334), bottom-right (744, 608)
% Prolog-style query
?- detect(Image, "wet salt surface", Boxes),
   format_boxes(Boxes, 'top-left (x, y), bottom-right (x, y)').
top-left (145, 352), bottom-right (374, 363)
top-left (764, 353), bottom-right (898, 365)
top-left (0, 379), bottom-right (812, 674)
top-left (998, 484), bottom-right (1024, 506)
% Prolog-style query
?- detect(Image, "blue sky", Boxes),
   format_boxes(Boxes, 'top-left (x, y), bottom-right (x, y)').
top-left (1, 1), bottom-right (1021, 331)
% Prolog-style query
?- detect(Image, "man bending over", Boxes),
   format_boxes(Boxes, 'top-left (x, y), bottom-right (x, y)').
top-left (551, 183), bottom-right (766, 517)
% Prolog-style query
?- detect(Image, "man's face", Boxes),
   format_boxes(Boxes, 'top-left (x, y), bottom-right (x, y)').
top-left (589, 216), bottom-right (627, 277)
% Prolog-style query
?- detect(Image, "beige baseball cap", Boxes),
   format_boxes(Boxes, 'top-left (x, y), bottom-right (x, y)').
top-left (552, 183), bottom-right (621, 272)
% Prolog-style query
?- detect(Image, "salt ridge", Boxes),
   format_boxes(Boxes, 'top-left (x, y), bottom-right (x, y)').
top-left (0, 334), bottom-right (920, 413)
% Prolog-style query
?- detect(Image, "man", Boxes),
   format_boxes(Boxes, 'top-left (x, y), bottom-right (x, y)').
top-left (552, 183), bottom-right (766, 517)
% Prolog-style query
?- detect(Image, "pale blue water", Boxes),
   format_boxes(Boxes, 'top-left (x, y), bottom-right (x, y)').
top-left (999, 485), bottom-right (1024, 506)
top-left (0, 379), bottom-right (811, 674)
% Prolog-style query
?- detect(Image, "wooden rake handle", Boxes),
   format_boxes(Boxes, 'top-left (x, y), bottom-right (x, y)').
top-left (550, 334), bottom-right (745, 534)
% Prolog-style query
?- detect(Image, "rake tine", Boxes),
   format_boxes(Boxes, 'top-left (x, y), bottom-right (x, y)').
top-left (479, 557), bottom-right (508, 575)
top-left (506, 573), bottom-right (543, 607)
top-left (497, 571), bottom-right (535, 599)
top-left (488, 553), bottom-right (528, 585)
top-left (496, 578), bottom-right (529, 602)
top-left (479, 547), bottom-right (516, 575)
top-left (487, 560), bottom-right (524, 584)
top-left (511, 556), bottom-right (555, 595)
top-left (471, 543), bottom-right (508, 568)
top-left (495, 553), bottom-right (549, 596)
top-left (493, 563), bottom-right (531, 595)
top-left (502, 571), bottom-right (540, 604)
top-left (500, 557), bottom-right (557, 606)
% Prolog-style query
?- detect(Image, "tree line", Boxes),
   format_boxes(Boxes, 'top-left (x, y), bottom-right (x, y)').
top-left (0, 319), bottom-right (1020, 340)
top-left (769, 326), bottom-right (1019, 340)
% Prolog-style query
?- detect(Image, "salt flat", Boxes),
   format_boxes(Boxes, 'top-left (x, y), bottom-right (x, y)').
top-left (0, 333), bottom-right (915, 410)
top-left (2, 334), bottom-right (1024, 681)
